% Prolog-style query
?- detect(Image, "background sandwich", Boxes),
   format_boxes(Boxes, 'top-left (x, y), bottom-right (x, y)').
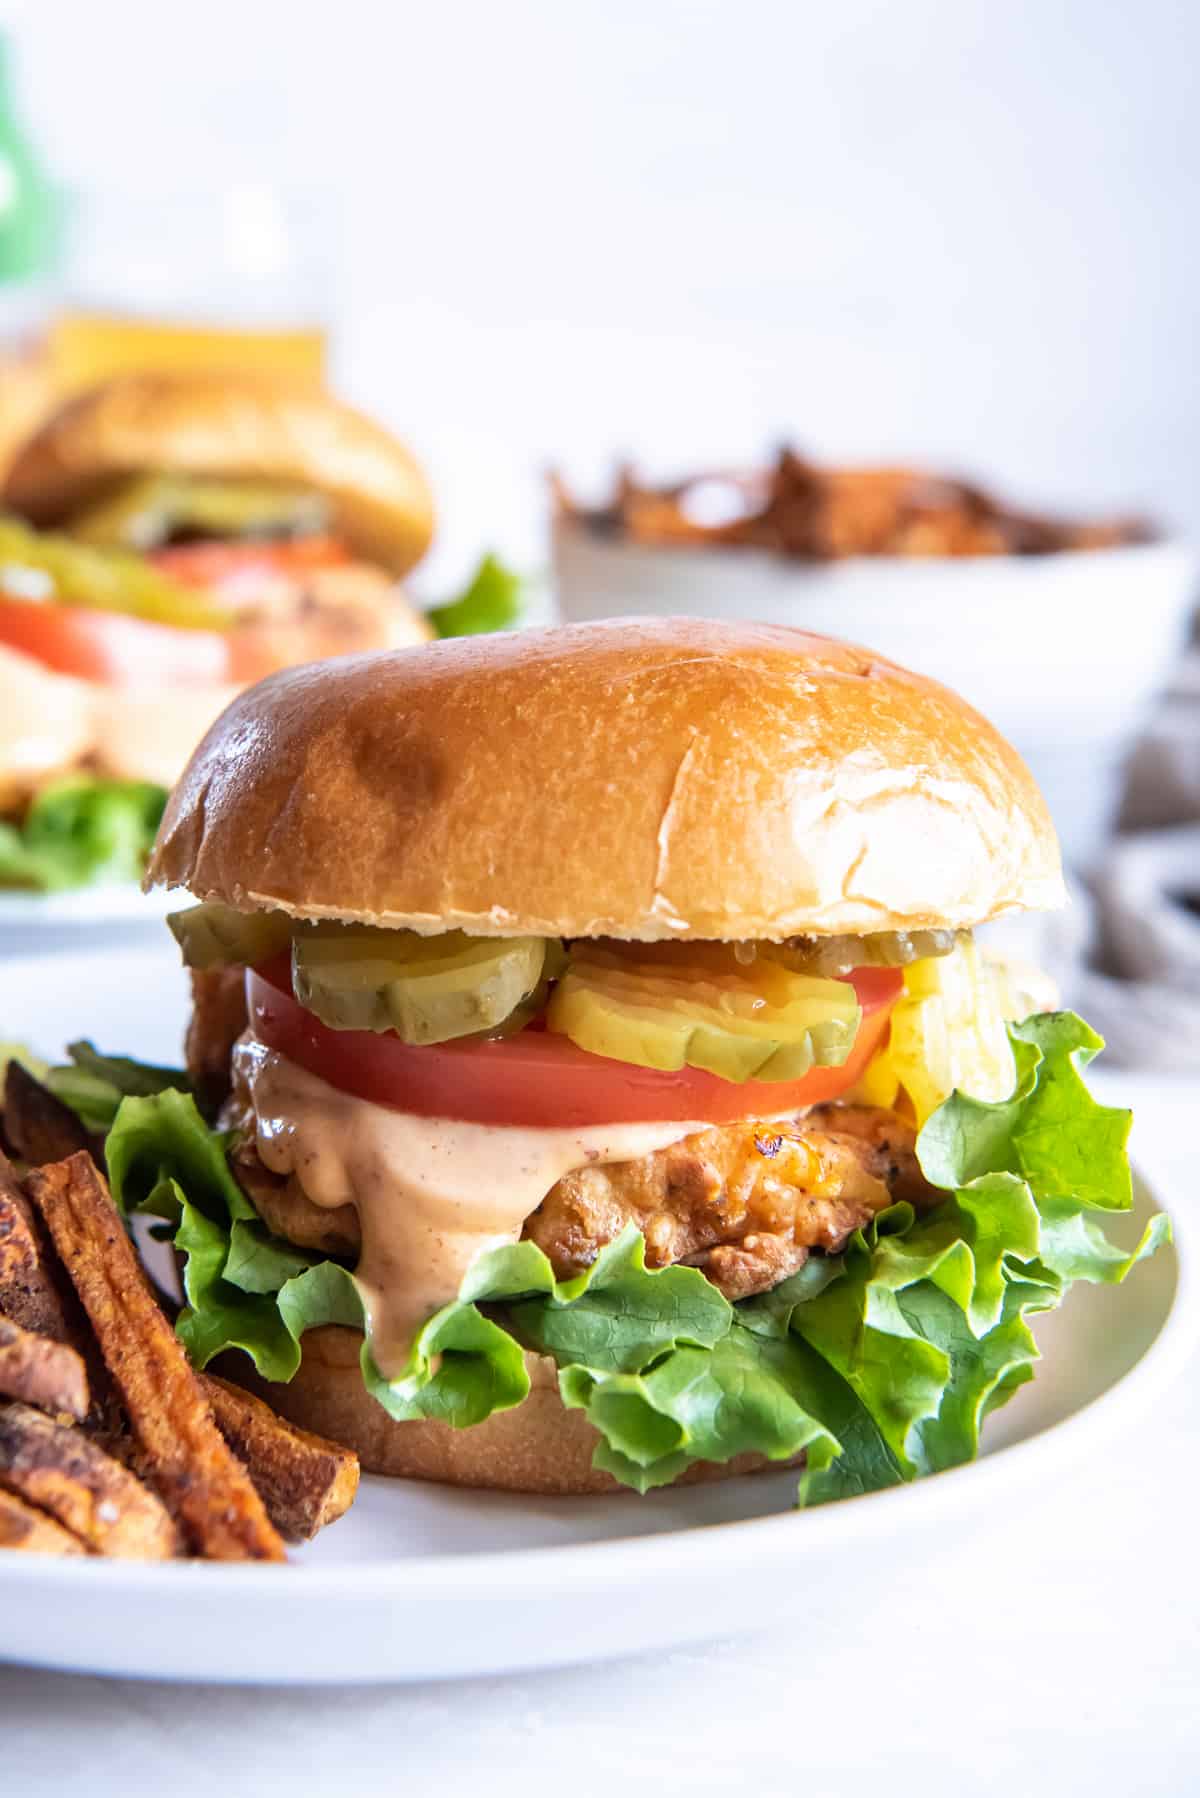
top-left (0, 372), bottom-right (434, 891)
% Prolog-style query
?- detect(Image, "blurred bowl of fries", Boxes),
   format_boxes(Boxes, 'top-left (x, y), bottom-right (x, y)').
top-left (551, 453), bottom-right (1197, 869)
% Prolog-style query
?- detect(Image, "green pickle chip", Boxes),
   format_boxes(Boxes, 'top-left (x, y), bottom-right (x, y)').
top-left (69, 475), bottom-right (329, 551)
top-left (0, 514), bottom-right (232, 629)
top-left (292, 926), bottom-right (550, 1043)
top-left (168, 902), bottom-right (293, 970)
top-left (546, 941), bottom-right (862, 1083)
top-left (162, 910), bottom-right (931, 1078)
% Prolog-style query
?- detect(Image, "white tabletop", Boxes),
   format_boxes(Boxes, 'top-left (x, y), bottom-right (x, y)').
top-left (3, 1074), bottom-right (1198, 1796)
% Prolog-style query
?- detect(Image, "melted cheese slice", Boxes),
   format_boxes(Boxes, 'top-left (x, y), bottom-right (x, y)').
top-left (233, 1035), bottom-right (709, 1376)
top-left (0, 643), bottom-right (239, 789)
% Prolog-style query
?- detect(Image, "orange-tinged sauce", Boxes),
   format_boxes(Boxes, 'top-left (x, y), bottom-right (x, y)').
top-left (233, 1036), bottom-right (712, 1376)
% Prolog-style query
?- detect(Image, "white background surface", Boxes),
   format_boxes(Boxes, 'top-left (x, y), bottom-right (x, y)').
top-left (2, 0), bottom-right (1199, 590)
top-left (1, 3), bottom-right (1198, 1783)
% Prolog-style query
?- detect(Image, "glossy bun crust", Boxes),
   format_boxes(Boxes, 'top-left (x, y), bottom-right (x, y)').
top-left (3, 372), bottom-right (434, 577)
top-left (149, 616), bottom-right (1064, 939)
top-left (228, 1327), bottom-right (790, 1495)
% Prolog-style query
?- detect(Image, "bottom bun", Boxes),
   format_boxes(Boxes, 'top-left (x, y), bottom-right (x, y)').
top-left (217, 1325), bottom-right (797, 1497)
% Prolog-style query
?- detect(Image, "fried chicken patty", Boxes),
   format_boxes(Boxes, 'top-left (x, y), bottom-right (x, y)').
top-left (233, 1145), bottom-right (360, 1260)
top-left (522, 1105), bottom-right (934, 1299)
top-left (228, 1102), bottom-right (935, 1302)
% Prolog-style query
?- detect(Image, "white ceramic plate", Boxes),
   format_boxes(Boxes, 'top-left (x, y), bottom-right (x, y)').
top-left (0, 948), bottom-right (1191, 1685)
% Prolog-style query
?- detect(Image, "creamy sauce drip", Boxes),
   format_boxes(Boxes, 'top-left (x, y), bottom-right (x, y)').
top-left (233, 1036), bottom-right (710, 1376)
top-left (0, 643), bottom-right (239, 788)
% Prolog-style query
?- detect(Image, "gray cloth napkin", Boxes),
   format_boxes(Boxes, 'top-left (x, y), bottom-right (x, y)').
top-left (991, 638), bottom-right (1200, 1070)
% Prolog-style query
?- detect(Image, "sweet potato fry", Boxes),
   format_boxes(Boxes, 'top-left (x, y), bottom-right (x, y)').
top-left (0, 1148), bottom-right (116, 1431)
top-left (0, 1487), bottom-right (85, 1556)
top-left (555, 454), bottom-right (1154, 561)
top-left (25, 1154), bottom-right (285, 1563)
top-left (201, 1373), bottom-right (359, 1542)
top-left (0, 1316), bottom-right (88, 1419)
top-left (3, 1060), bottom-right (93, 1169)
top-left (0, 1402), bottom-right (178, 1558)
top-left (0, 1151), bottom-right (76, 1343)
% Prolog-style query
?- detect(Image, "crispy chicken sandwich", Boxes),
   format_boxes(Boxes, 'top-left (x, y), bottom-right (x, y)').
top-left (70, 618), bottom-right (1162, 1501)
top-left (0, 372), bottom-right (433, 890)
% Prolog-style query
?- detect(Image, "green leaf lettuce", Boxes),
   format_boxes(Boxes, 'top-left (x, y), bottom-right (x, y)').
top-left (85, 1009), bottom-right (1166, 1506)
top-left (426, 553), bottom-right (526, 638)
top-left (0, 775), bottom-right (167, 892)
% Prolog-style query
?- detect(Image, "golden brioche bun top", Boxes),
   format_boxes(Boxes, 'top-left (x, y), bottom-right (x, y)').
top-left (2, 372), bottom-right (434, 577)
top-left (147, 616), bottom-right (1064, 938)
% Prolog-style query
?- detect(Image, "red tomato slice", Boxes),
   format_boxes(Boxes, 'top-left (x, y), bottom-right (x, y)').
top-left (247, 961), bottom-right (902, 1128)
top-left (0, 595), bottom-right (232, 686)
top-left (150, 535), bottom-right (349, 588)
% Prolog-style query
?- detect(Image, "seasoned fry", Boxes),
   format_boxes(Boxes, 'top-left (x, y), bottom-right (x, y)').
top-left (0, 1151), bottom-right (76, 1342)
top-left (3, 1060), bottom-right (93, 1168)
top-left (554, 453), bottom-right (1154, 561)
top-left (0, 1316), bottom-right (88, 1419)
top-left (25, 1154), bottom-right (286, 1562)
top-left (0, 1402), bottom-right (178, 1558)
top-left (0, 1146), bottom-right (356, 1561)
top-left (0, 1148), bottom-right (115, 1430)
top-left (201, 1373), bottom-right (359, 1542)
top-left (0, 1487), bottom-right (85, 1556)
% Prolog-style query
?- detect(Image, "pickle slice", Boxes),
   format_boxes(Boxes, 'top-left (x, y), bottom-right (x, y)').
top-left (546, 941), bottom-right (861, 1082)
top-left (292, 927), bottom-right (550, 1042)
top-left (168, 902), bottom-right (293, 969)
top-left (69, 476), bottom-right (330, 551)
top-left (769, 929), bottom-right (959, 977)
top-left (0, 515), bottom-right (232, 630)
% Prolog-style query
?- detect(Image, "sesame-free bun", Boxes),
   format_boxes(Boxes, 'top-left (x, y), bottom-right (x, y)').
top-left (3, 372), bottom-right (434, 577)
top-left (148, 616), bottom-right (1064, 939)
top-left (224, 1327), bottom-right (788, 1494)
